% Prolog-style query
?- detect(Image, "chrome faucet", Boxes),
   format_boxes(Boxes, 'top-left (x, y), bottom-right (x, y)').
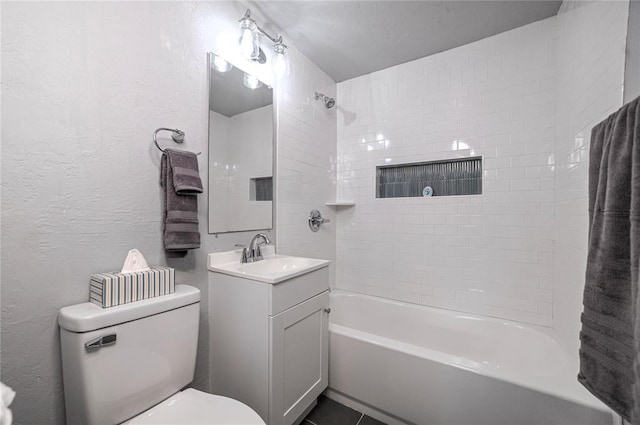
top-left (240, 233), bottom-right (271, 263)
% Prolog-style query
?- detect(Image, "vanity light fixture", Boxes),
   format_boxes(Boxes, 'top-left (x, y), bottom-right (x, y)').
top-left (238, 9), bottom-right (288, 73)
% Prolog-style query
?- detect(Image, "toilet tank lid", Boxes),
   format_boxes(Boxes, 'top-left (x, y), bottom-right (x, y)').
top-left (58, 284), bottom-right (201, 333)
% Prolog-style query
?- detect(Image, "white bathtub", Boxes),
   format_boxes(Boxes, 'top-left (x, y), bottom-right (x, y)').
top-left (327, 290), bottom-right (612, 425)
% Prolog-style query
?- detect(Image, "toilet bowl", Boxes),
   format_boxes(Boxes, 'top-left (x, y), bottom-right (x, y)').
top-left (123, 388), bottom-right (264, 425)
top-left (58, 284), bottom-right (264, 425)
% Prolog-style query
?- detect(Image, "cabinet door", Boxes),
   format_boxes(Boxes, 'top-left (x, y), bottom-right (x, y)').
top-left (269, 290), bottom-right (329, 425)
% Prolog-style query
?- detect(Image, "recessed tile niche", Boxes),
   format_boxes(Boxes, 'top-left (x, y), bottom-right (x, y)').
top-left (376, 157), bottom-right (483, 198)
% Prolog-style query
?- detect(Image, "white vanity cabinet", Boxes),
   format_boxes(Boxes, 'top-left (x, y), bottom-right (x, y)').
top-left (208, 255), bottom-right (330, 425)
top-left (270, 289), bottom-right (329, 425)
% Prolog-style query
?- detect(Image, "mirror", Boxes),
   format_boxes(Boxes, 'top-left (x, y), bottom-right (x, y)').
top-left (208, 53), bottom-right (274, 234)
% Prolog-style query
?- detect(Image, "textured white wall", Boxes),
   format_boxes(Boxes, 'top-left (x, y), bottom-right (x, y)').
top-left (553, 0), bottom-right (629, 362)
top-left (0, 2), bottom-right (316, 424)
top-left (336, 18), bottom-right (557, 326)
top-left (275, 47), bottom-right (337, 287)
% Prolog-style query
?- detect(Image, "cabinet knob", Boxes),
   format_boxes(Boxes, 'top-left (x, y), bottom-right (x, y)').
top-left (324, 308), bottom-right (331, 314)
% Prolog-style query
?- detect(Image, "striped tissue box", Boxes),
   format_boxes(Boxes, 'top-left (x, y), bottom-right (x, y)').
top-left (90, 267), bottom-right (175, 308)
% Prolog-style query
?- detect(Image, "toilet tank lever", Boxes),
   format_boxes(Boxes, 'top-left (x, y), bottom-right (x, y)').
top-left (85, 334), bottom-right (117, 351)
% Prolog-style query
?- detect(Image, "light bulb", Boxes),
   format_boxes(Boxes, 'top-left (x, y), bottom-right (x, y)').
top-left (243, 73), bottom-right (263, 89)
top-left (212, 55), bottom-right (232, 73)
top-left (273, 42), bottom-right (289, 78)
top-left (274, 52), bottom-right (289, 78)
top-left (240, 28), bottom-right (257, 59)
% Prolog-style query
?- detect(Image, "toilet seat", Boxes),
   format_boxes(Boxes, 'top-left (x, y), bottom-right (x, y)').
top-left (123, 388), bottom-right (265, 425)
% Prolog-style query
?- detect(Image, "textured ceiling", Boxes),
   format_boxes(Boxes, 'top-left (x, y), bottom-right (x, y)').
top-left (246, 0), bottom-right (562, 82)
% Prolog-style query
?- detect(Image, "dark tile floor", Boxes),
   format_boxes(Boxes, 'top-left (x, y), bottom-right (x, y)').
top-left (303, 395), bottom-right (387, 425)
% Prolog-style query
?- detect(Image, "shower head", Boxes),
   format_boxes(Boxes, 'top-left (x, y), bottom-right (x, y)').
top-left (314, 91), bottom-right (336, 109)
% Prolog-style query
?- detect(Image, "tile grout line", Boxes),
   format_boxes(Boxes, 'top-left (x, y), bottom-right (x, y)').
top-left (354, 413), bottom-right (365, 425)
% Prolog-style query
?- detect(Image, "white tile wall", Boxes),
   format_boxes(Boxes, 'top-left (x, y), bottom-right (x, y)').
top-left (553, 0), bottom-right (629, 360)
top-left (209, 110), bottom-right (233, 229)
top-left (336, 18), bottom-right (558, 326)
top-left (275, 47), bottom-right (337, 286)
top-left (209, 106), bottom-right (273, 232)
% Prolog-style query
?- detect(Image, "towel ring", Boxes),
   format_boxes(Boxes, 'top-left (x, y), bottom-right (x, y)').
top-left (153, 127), bottom-right (185, 152)
top-left (153, 127), bottom-right (201, 155)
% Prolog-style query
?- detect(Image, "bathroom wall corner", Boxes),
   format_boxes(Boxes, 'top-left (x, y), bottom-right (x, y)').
top-left (552, 0), bottom-right (629, 363)
top-left (274, 45), bottom-right (338, 288)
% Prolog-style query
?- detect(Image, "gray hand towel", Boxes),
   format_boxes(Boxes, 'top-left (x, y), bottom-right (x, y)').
top-left (579, 94), bottom-right (640, 423)
top-left (160, 149), bottom-right (202, 252)
top-left (165, 148), bottom-right (203, 194)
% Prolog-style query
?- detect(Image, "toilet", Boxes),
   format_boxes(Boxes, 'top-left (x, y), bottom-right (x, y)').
top-left (58, 284), bottom-right (265, 425)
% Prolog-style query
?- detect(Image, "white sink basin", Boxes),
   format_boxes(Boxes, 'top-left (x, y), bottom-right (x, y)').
top-left (208, 250), bottom-right (330, 284)
top-left (239, 256), bottom-right (316, 275)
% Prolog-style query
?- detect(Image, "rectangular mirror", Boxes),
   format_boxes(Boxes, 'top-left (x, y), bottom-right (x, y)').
top-left (208, 52), bottom-right (274, 234)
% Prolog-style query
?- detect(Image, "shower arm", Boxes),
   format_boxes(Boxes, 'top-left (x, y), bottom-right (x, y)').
top-left (314, 91), bottom-right (336, 108)
top-left (315, 92), bottom-right (329, 101)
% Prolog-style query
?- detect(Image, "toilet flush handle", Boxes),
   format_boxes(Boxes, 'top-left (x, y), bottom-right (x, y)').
top-left (85, 334), bottom-right (117, 351)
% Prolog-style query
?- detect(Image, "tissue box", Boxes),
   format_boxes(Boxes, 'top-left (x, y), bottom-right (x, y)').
top-left (89, 267), bottom-right (175, 308)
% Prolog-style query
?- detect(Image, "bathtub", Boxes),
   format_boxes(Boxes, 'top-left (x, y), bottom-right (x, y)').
top-left (327, 290), bottom-right (612, 425)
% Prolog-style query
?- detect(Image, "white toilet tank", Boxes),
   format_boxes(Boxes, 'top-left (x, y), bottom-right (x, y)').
top-left (58, 284), bottom-right (201, 425)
